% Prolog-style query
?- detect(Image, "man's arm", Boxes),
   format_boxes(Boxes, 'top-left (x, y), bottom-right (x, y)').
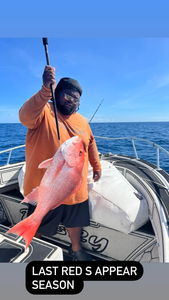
top-left (19, 66), bottom-right (56, 129)
top-left (19, 86), bottom-right (52, 129)
top-left (88, 127), bottom-right (102, 182)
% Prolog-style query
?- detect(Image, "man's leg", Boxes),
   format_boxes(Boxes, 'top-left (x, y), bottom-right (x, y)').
top-left (35, 232), bottom-right (42, 238)
top-left (65, 226), bottom-right (82, 252)
top-left (35, 226), bottom-right (83, 253)
top-left (66, 226), bottom-right (92, 261)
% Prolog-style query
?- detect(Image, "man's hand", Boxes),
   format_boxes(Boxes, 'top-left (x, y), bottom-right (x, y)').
top-left (42, 65), bottom-right (56, 89)
top-left (93, 171), bottom-right (101, 182)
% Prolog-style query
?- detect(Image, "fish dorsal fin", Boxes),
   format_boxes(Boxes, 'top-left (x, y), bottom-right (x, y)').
top-left (38, 157), bottom-right (54, 169)
top-left (21, 187), bottom-right (39, 206)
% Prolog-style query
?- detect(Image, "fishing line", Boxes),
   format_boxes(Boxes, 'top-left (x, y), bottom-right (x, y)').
top-left (88, 99), bottom-right (104, 124)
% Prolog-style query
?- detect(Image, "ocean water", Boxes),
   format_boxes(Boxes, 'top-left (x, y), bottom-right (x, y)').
top-left (0, 122), bottom-right (169, 173)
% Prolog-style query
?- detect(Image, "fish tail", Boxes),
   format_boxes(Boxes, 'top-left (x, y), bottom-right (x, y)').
top-left (7, 215), bottom-right (41, 249)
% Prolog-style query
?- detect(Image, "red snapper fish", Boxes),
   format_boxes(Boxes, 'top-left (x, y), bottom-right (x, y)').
top-left (7, 135), bottom-right (85, 249)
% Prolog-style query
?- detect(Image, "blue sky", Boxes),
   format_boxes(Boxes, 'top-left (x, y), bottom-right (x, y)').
top-left (0, 1), bottom-right (169, 123)
top-left (1, 38), bottom-right (169, 123)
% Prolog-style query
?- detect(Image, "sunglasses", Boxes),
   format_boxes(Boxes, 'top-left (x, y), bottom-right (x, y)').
top-left (62, 92), bottom-right (80, 104)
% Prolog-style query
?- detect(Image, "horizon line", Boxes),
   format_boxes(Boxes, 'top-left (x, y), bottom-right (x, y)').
top-left (1, 121), bottom-right (169, 124)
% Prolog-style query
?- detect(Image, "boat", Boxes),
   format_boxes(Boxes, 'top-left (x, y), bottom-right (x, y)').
top-left (0, 135), bottom-right (169, 262)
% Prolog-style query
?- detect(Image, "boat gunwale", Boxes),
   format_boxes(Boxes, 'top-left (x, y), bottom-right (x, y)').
top-left (1, 136), bottom-right (169, 170)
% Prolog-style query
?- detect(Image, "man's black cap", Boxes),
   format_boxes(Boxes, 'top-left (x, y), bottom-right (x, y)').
top-left (55, 77), bottom-right (82, 98)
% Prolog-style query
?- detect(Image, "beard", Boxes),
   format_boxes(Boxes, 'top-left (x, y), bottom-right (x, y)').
top-left (56, 100), bottom-right (76, 115)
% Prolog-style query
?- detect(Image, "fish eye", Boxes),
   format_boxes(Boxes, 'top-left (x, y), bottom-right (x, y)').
top-left (79, 149), bottom-right (83, 156)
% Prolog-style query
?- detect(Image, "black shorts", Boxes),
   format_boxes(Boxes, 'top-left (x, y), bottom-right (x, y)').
top-left (27, 199), bottom-right (90, 236)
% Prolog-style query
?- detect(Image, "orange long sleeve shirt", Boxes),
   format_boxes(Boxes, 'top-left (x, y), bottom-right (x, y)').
top-left (19, 85), bottom-right (101, 205)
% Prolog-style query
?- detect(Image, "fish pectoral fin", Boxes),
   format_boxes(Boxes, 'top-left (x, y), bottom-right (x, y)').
top-left (38, 157), bottom-right (54, 169)
top-left (21, 187), bottom-right (39, 206)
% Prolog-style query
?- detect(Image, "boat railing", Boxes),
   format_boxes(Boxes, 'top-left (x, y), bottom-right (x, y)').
top-left (94, 136), bottom-right (169, 169)
top-left (1, 137), bottom-right (169, 169)
top-left (0, 145), bottom-right (25, 165)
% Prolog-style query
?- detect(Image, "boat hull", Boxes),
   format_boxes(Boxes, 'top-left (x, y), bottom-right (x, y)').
top-left (1, 154), bottom-right (169, 262)
top-left (0, 190), bottom-right (159, 262)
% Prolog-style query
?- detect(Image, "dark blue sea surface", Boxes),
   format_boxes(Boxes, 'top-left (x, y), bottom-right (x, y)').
top-left (0, 122), bottom-right (169, 173)
top-left (0, 123), bottom-right (27, 166)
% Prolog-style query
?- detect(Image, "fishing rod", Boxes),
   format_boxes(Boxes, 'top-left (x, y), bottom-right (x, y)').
top-left (42, 38), bottom-right (61, 146)
top-left (88, 99), bottom-right (104, 123)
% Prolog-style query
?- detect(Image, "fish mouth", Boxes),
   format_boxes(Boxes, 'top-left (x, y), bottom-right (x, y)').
top-left (61, 136), bottom-right (82, 150)
top-left (72, 136), bottom-right (82, 144)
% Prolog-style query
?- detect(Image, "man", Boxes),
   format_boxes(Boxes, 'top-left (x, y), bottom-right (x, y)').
top-left (19, 66), bottom-right (101, 261)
